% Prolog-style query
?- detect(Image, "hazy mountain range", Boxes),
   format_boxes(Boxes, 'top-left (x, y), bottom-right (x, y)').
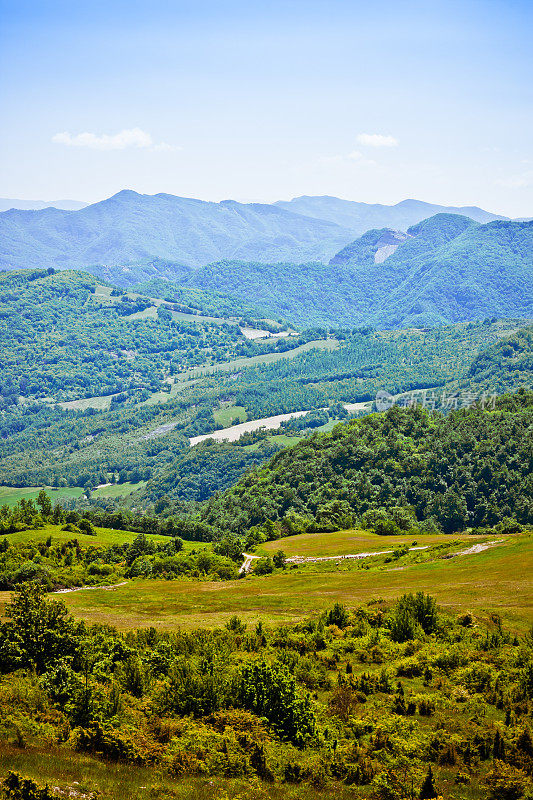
top-left (0, 190), bottom-right (506, 272)
top-left (275, 195), bottom-right (507, 235)
top-left (0, 198), bottom-right (88, 212)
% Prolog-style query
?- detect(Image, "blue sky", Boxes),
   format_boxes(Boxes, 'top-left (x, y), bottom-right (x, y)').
top-left (0, 0), bottom-right (531, 216)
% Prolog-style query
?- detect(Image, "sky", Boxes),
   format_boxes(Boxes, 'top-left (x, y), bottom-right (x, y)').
top-left (0, 0), bottom-right (532, 216)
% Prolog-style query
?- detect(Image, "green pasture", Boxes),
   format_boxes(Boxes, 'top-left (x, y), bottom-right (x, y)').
top-left (38, 532), bottom-right (533, 633)
top-left (126, 305), bottom-right (158, 320)
top-left (259, 527), bottom-right (483, 558)
top-left (0, 523), bottom-right (170, 548)
top-left (0, 482), bottom-right (144, 506)
top-left (91, 480), bottom-right (146, 499)
top-left (213, 405), bottom-right (247, 427)
top-left (0, 486), bottom-right (84, 507)
top-left (58, 394), bottom-right (115, 411)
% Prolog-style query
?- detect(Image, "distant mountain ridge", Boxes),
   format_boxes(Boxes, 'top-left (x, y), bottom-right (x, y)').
top-left (0, 198), bottom-right (88, 212)
top-left (0, 190), bottom-right (356, 270)
top-left (0, 189), bottom-right (505, 273)
top-left (275, 195), bottom-right (507, 234)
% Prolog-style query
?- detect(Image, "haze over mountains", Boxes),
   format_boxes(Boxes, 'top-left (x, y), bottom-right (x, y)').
top-left (0, 198), bottom-right (88, 212)
top-left (0, 189), bottom-right (506, 273)
top-left (275, 195), bottom-right (506, 235)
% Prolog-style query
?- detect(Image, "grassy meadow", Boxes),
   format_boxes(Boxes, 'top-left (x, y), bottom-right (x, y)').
top-left (0, 743), bottom-right (374, 800)
top-left (213, 404), bottom-right (248, 427)
top-left (259, 527), bottom-right (483, 558)
top-left (0, 486), bottom-right (84, 507)
top-left (22, 531), bottom-right (531, 633)
top-left (0, 523), bottom-right (171, 548)
top-left (0, 482), bottom-right (145, 506)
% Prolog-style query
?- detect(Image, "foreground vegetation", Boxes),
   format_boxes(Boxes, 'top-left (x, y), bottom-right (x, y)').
top-left (0, 583), bottom-right (532, 799)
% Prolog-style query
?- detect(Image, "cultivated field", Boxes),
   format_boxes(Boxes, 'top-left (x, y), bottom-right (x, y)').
top-left (190, 409), bottom-right (316, 445)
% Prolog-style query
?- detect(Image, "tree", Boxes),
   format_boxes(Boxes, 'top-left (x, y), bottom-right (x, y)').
top-left (0, 583), bottom-right (81, 674)
top-left (419, 765), bottom-right (438, 799)
top-left (326, 602), bottom-right (349, 629)
top-left (36, 490), bottom-right (52, 519)
top-left (273, 550), bottom-right (287, 569)
top-left (238, 660), bottom-right (316, 747)
top-left (254, 557), bottom-right (274, 575)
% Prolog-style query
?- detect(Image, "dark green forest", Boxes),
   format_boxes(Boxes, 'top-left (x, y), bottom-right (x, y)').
top-left (198, 391), bottom-right (533, 537)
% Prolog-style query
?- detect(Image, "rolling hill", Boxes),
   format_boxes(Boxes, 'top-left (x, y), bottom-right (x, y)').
top-left (0, 190), bottom-right (356, 271)
top-left (179, 215), bottom-right (533, 327)
top-left (198, 389), bottom-right (533, 536)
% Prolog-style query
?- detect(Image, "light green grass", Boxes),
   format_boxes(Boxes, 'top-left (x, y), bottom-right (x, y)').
top-left (0, 483), bottom-right (144, 505)
top-left (0, 486), bottom-right (84, 507)
top-left (259, 527), bottom-right (481, 558)
top-left (0, 743), bottom-right (357, 800)
top-left (91, 481), bottom-right (146, 499)
top-left (127, 305), bottom-right (158, 321)
top-left (58, 394), bottom-right (115, 411)
top-left (213, 405), bottom-right (247, 427)
top-left (91, 284), bottom-right (113, 300)
top-left (37, 533), bottom-right (533, 633)
top-left (1, 523), bottom-right (169, 548)
top-left (170, 309), bottom-right (228, 325)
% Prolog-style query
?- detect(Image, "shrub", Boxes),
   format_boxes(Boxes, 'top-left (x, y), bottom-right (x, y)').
top-left (238, 660), bottom-right (316, 747)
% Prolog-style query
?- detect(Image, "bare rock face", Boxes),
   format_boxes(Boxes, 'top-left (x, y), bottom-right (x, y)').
top-left (374, 230), bottom-right (412, 263)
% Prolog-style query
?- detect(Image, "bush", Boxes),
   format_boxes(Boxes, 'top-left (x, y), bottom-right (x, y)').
top-left (326, 602), bottom-right (349, 629)
top-left (238, 660), bottom-right (316, 747)
top-left (1, 771), bottom-right (59, 800)
top-left (254, 557), bottom-right (274, 576)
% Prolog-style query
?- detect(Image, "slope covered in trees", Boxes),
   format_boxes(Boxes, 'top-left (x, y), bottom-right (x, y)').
top-left (199, 390), bottom-right (533, 536)
top-left (179, 216), bottom-right (533, 328)
top-left (0, 268), bottom-right (298, 404)
top-left (461, 324), bottom-right (533, 394)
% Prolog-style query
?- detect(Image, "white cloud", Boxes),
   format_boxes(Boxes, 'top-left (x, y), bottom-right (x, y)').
top-left (356, 133), bottom-right (398, 148)
top-left (52, 127), bottom-right (178, 152)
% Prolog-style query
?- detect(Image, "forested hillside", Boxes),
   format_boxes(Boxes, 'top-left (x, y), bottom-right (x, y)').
top-left (178, 216), bottom-right (533, 327)
top-left (0, 268), bottom-right (297, 404)
top-left (199, 391), bottom-right (533, 536)
top-left (459, 325), bottom-right (533, 395)
top-left (2, 315), bottom-right (526, 489)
